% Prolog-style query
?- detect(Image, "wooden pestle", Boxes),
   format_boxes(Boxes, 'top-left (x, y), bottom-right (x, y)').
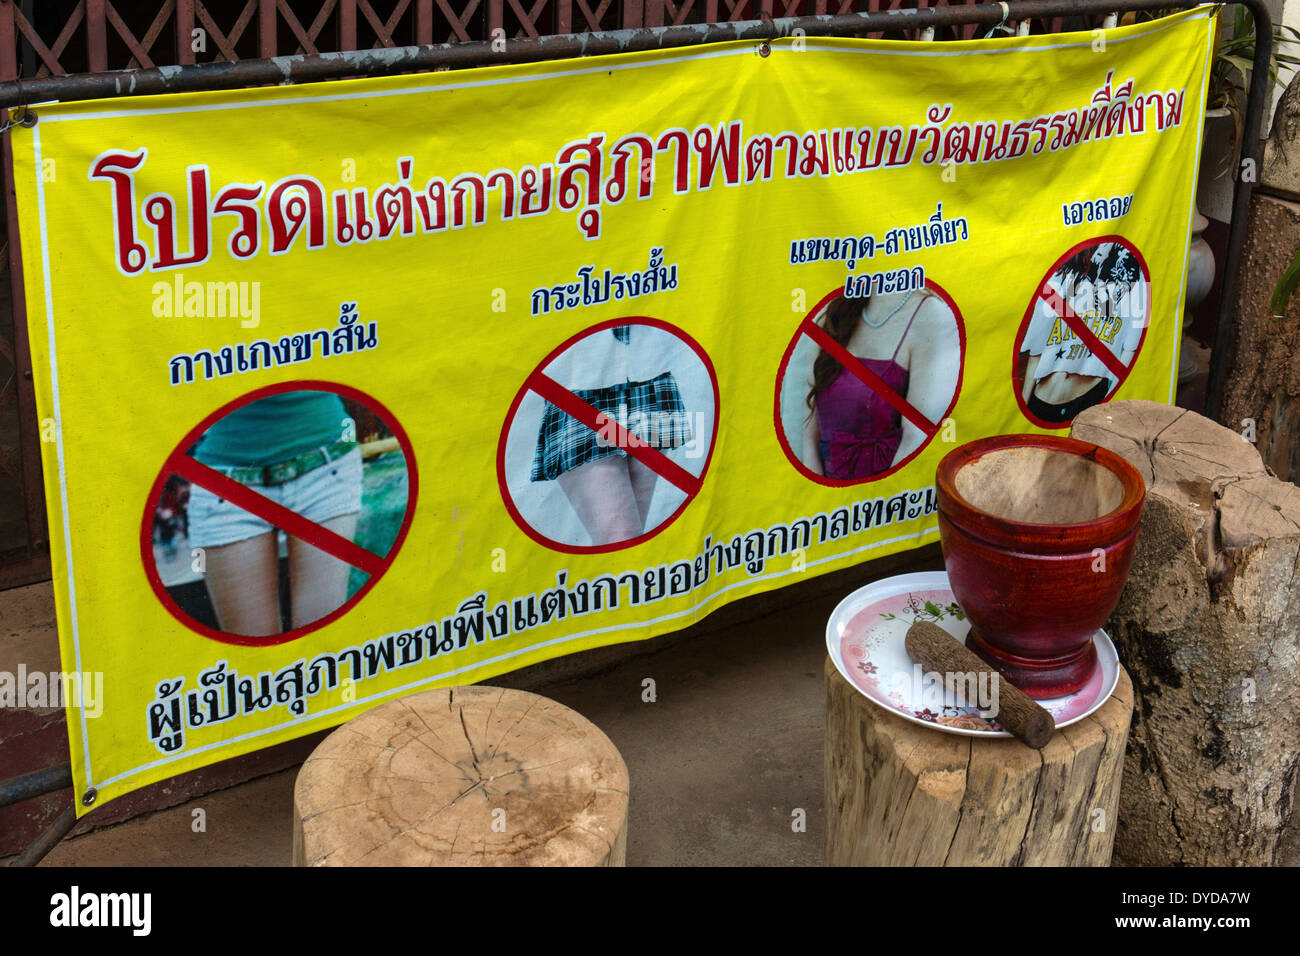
top-left (905, 620), bottom-right (1055, 749)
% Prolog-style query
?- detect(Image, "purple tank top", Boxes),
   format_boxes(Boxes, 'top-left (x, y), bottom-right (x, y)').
top-left (815, 300), bottom-right (922, 480)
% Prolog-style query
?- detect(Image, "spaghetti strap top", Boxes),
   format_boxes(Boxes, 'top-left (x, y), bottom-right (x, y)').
top-left (891, 297), bottom-right (925, 362)
top-left (815, 295), bottom-right (927, 480)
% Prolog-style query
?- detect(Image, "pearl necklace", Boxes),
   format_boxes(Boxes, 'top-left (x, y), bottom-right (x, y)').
top-left (860, 290), bottom-right (913, 329)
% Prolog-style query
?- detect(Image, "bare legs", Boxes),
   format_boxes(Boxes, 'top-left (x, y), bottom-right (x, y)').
top-left (203, 511), bottom-right (360, 637)
top-left (628, 458), bottom-right (659, 531)
top-left (289, 513), bottom-right (359, 628)
top-left (203, 532), bottom-right (280, 637)
top-left (558, 455), bottom-right (661, 546)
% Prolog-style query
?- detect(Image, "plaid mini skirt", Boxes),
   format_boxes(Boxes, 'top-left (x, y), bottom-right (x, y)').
top-left (530, 371), bottom-right (692, 482)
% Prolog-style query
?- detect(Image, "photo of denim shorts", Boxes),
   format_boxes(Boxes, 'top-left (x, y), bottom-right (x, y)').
top-left (188, 447), bottom-right (363, 549)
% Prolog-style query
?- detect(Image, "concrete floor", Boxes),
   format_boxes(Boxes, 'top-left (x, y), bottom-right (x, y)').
top-left (20, 571), bottom-right (879, 867)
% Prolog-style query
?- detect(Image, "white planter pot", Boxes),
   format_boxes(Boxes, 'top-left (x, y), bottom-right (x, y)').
top-left (1181, 110), bottom-right (1222, 387)
top-left (1196, 106), bottom-right (1237, 224)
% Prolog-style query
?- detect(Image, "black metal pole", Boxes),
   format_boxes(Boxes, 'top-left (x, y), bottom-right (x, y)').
top-left (0, 763), bottom-right (71, 809)
top-left (1205, 0), bottom-right (1272, 422)
top-left (9, 803), bottom-right (77, 867)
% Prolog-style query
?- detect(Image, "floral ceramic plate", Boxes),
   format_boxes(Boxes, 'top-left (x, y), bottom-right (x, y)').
top-left (826, 571), bottom-right (1120, 738)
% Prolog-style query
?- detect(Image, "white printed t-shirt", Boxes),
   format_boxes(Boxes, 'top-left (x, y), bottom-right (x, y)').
top-left (1022, 270), bottom-right (1147, 383)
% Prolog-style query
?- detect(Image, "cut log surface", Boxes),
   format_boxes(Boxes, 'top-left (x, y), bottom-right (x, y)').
top-left (824, 657), bottom-right (1133, 866)
top-left (293, 686), bottom-right (629, 866)
top-left (1072, 400), bottom-right (1300, 865)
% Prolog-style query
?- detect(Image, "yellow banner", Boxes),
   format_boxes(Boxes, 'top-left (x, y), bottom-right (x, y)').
top-left (10, 7), bottom-right (1213, 812)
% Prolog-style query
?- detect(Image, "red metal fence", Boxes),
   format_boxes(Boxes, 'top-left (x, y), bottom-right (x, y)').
top-left (0, 0), bottom-right (1058, 78)
top-left (0, 0), bottom-right (1091, 589)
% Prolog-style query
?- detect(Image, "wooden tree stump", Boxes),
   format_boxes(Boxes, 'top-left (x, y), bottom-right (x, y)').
top-left (1220, 191), bottom-right (1300, 484)
top-left (1071, 399), bottom-right (1300, 866)
top-left (293, 686), bottom-right (629, 866)
top-left (1227, 70), bottom-right (1300, 483)
top-left (824, 657), bottom-right (1133, 866)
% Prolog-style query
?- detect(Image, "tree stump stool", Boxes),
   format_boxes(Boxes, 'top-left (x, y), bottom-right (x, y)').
top-left (293, 686), bottom-right (629, 866)
top-left (1072, 400), bottom-right (1300, 865)
top-left (824, 657), bottom-right (1133, 866)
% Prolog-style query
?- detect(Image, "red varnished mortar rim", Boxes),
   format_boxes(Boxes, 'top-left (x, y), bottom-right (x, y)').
top-left (936, 434), bottom-right (1146, 554)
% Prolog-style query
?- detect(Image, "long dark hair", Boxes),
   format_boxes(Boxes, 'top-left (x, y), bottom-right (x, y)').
top-left (1053, 243), bottom-right (1137, 308)
top-left (807, 294), bottom-right (871, 411)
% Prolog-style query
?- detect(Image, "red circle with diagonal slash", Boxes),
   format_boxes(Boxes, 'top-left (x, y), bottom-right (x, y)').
top-left (1012, 235), bottom-right (1151, 429)
top-left (773, 280), bottom-right (966, 486)
top-left (497, 317), bottom-right (719, 554)
top-left (141, 380), bottom-right (418, 647)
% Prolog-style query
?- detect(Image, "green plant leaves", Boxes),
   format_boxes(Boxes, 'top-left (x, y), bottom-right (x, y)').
top-left (1270, 248), bottom-right (1300, 317)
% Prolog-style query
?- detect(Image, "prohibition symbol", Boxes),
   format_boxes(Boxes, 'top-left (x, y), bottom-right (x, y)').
top-left (774, 280), bottom-right (966, 486)
top-left (142, 380), bottom-right (418, 646)
top-left (1013, 235), bottom-right (1151, 429)
top-left (498, 317), bottom-right (719, 554)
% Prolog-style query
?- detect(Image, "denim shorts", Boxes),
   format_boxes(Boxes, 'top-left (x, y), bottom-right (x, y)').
top-left (188, 447), bottom-right (363, 549)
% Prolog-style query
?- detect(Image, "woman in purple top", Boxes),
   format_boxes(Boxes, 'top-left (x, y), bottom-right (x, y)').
top-left (801, 288), bottom-right (959, 480)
